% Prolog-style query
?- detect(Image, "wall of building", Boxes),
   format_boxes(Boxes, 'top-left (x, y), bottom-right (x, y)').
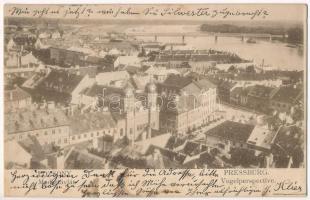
top-left (5, 125), bottom-right (70, 147)
top-left (5, 97), bottom-right (32, 112)
top-left (161, 88), bottom-right (218, 135)
top-left (68, 127), bottom-right (116, 146)
top-left (205, 135), bottom-right (247, 153)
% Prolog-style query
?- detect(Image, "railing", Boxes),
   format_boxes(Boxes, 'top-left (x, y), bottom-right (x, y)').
top-left (127, 32), bottom-right (284, 38)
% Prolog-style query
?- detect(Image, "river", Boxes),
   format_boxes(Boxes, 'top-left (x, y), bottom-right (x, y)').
top-left (130, 25), bottom-right (304, 71)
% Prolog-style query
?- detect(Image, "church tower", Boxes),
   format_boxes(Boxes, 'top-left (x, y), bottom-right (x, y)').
top-left (148, 82), bottom-right (157, 111)
top-left (124, 87), bottom-right (135, 113)
top-left (146, 82), bottom-right (159, 139)
top-left (124, 87), bottom-right (135, 143)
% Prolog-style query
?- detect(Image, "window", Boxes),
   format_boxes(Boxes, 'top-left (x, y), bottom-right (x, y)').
top-left (19, 135), bottom-right (23, 140)
top-left (120, 128), bottom-right (124, 136)
top-left (130, 128), bottom-right (133, 134)
top-left (84, 134), bottom-right (87, 138)
top-left (97, 132), bottom-right (99, 136)
top-left (52, 130), bottom-right (55, 134)
top-left (44, 131), bottom-right (48, 135)
top-left (64, 138), bottom-right (68, 143)
top-left (91, 133), bottom-right (94, 137)
top-left (78, 135), bottom-right (81, 139)
top-left (72, 136), bottom-right (75, 140)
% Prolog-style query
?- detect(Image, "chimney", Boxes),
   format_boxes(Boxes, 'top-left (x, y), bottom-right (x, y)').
top-left (207, 146), bottom-right (211, 154)
top-left (17, 53), bottom-right (22, 68)
top-left (102, 88), bottom-right (106, 98)
top-left (9, 91), bottom-right (13, 100)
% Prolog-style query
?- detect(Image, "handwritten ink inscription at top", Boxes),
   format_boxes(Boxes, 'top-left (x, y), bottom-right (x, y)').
top-left (7, 5), bottom-right (269, 19)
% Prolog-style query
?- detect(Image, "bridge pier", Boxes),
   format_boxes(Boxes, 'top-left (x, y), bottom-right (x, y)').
top-left (182, 35), bottom-right (185, 44)
top-left (241, 35), bottom-right (245, 42)
top-left (215, 35), bottom-right (218, 42)
top-left (154, 35), bottom-right (158, 42)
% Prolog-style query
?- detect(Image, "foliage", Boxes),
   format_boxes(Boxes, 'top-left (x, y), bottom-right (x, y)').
top-left (287, 27), bottom-right (303, 44)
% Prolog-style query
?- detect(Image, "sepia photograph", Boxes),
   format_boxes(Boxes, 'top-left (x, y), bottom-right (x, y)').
top-left (2, 3), bottom-right (307, 198)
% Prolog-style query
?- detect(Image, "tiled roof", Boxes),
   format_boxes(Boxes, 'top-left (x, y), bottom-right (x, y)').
top-left (4, 86), bottom-right (31, 102)
top-left (81, 84), bottom-right (105, 97)
top-left (206, 120), bottom-right (255, 143)
top-left (69, 111), bottom-right (116, 135)
top-left (18, 135), bottom-right (45, 161)
top-left (271, 86), bottom-right (302, 104)
top-left (38, 70), bottom-right (84, 94)
top-left (162, 74), bottom-right (192, 89)
top-left (248, 85), bottom-right (275, 99)
top-left (165, 136), bottom-right (186, 150)
top-left (231, 86), bottom-right (253, 97)
top-left (195, 79), bottom-right (217, 89)
top-left (65, 148), bottom-right (105, 169)
top-left (182, 141), bottom-right (201, 156)
top-left (145, 145), bottom-right (186, 166)
top-left (5, 108), bottom-right (69, 134)
top-left (273, 125), bottom-right (303, 155)
top-left (85, 56), bottom-right (104, 64)
top-left (219, 80), bottom-right (237, 89)
top-left (67, 66), bottom-right (97, 78)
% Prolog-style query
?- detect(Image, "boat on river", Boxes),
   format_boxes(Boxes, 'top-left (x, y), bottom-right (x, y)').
top-left (246, 38), bottom-right (256, 44)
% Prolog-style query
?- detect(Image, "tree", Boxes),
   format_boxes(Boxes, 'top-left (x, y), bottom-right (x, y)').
top-left (227, 65), bottom-right (237, 73)
top-left (138, 47), bottom-right (146, 57)
top-left (287, 27), bottom-right (303, 44)
top-left (245, 65), bottom-right (255, 73)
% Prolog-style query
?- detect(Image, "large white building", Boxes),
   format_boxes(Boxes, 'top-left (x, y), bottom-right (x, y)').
top-left (5, 108), bottom-right (70, 146)
top-left (159, 75), bottom-right (219, 135)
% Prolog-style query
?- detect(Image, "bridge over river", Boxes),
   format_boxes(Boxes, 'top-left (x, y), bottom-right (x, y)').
top-left (127, 32), bottom-right (285, 43)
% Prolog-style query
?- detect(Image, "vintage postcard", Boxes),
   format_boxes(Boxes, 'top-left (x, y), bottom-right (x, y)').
top-left (3, 3), bottom-right (307, 197)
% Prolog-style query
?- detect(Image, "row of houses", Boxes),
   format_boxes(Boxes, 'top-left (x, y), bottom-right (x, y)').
top-left (5, 68), bottom-right (220, 146)
top-left (230, 84), bottom-right (302, 114)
